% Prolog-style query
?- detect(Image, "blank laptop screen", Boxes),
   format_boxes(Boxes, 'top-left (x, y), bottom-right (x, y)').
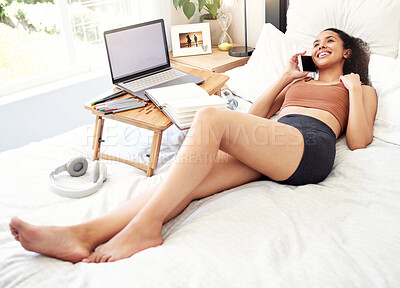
top-left (105, 21), bottom-right (168, 80)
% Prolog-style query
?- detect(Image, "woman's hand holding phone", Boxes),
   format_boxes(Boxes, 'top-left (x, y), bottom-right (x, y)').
top-left (285, 51), bottom-right (309, 81)
top-left (300, 55), bottom-right (317, 72)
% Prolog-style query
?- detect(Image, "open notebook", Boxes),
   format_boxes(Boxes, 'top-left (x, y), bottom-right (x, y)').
top-left (145, 83), bottom-right (227, 129)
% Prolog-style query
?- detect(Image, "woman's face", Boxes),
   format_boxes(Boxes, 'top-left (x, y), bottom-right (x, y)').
top-left (311, 30), bottom-right (350, 69)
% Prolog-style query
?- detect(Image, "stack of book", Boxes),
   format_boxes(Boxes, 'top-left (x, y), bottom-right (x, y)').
top-left (144, 83), bottom-right (227, 129)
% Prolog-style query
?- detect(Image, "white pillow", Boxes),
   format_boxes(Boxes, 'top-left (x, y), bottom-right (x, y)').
top-left (369, 54), bottom-right (400, 145)
top-left (285, 0), bottom-right (400, 59)
top-left (225, 23), bottom-right (299, 107)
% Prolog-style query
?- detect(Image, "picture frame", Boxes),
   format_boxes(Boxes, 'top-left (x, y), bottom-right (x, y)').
top-left (171, 23), bottom-right (212, 57)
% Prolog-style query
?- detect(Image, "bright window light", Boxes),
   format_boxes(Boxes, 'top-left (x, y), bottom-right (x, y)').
top-left (0, 0), bottom-right (134, 96)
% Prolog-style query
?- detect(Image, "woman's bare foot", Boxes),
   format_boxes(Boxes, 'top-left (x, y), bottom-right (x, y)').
top-left (83, 219), bottom-right (163, 263)
top-left (9, 216), bottom-right (93, 264)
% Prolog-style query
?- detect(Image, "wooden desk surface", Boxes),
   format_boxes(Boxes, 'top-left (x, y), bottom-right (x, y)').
top-left (84, 64), bottom-right (229, 132)
top-left (171, 47), bottom-right (250, 73)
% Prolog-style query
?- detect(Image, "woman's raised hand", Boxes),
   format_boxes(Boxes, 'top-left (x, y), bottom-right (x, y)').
top-left (285, 51), bottom-right (309, 80)
top-left (339, 73), bottom-right (362, 91)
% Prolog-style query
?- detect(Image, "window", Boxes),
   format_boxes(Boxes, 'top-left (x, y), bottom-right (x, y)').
top-left (0, 0), bottom-right (134, 96)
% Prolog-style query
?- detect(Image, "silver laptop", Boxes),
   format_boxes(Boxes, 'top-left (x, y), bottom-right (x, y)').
top-left (104, 19), bottom-right (204, 101)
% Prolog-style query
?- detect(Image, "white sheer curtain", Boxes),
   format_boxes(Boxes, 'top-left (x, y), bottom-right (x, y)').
top-left (130, 0), bottom-right (172, 49)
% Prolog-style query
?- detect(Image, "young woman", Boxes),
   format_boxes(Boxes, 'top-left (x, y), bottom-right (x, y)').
top-left (9, 28), bottom-right (377, 263)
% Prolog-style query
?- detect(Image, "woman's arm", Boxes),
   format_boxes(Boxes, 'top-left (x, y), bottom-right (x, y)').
top-left (248, 73), bottom-right (293, 118)
top-left (248, 51), bottom-right (309, 118)
top-left (340, 73), bottom-right (378, 150)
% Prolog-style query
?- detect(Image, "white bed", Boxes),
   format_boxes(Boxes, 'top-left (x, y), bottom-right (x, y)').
top-left (1, 1), bottom-right (400, 287)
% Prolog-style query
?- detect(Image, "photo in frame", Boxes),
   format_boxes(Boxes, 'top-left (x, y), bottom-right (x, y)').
top-left (171, 23), bottom-right (212, 57)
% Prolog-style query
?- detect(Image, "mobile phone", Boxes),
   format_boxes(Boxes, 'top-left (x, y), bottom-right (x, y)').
top-left (300, 55), bottom-right (317, 72)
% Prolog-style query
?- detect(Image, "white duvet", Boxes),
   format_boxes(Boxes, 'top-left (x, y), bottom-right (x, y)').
top-left (1, 117), bottom-right (400, 288)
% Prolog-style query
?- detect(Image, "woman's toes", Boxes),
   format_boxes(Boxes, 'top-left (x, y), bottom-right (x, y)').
top-left (10, 226), bottom-right (19, 240)
top-left (95, 252), bottom-right (104, 263)
top-left (82, 250), bottom-right (97, 263)
top-left (10, 216), bottom-right (24, 229)
top-left (107, 256), bottom-right (116, 262)
top-left (9, 217), bottom-right (23, 239)
top-left (100, 254), bottom-right (111, 263)
top-left (9, 224), bottom-right (17, 235)
top-left (89, 253), bottom-right (99, 263)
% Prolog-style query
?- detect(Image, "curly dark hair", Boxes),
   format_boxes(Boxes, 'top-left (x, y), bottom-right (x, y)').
top-left (323, 28), bottom-right (371, 86)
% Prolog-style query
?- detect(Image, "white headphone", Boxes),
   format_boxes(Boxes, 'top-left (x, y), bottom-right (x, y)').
top-left (49, 156), bottom-right (107, 198)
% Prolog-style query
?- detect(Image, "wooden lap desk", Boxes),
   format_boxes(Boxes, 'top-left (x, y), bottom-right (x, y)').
top-left (84, 64), bottom-right (229, 176)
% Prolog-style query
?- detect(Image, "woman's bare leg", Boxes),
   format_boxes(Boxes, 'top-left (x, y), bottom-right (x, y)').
top-left (9, 151), bottom-right (263, 263)
top-left (82, 152), bottom-right (262, 248)
top-left (86, 108), bottom-right (304, 262)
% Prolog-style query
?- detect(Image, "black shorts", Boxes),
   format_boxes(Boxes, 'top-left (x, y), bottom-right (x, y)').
top-left (275, 114), bottom-right (337, 186)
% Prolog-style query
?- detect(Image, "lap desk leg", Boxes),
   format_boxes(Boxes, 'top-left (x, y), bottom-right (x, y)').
top-left (91, 116), bottom-right (164, 177)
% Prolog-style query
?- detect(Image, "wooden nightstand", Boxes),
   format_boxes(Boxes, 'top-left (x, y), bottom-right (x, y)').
top-left (170, 47), bottom-right (250, 73)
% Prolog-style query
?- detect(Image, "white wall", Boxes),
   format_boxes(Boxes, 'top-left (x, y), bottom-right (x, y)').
top-left (170, 0), bottom-right (265, 48)
top-left (0, 1), bottom-right (266, 152)
top-left (0, 73), bottom-right (112, 152)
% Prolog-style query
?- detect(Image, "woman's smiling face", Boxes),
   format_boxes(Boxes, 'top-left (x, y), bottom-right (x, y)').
top-left (312, 30), bottom-right (350, 69)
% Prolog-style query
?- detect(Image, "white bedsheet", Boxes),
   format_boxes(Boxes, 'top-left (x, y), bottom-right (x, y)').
top-left (1, 118), bottom-right (400, 288)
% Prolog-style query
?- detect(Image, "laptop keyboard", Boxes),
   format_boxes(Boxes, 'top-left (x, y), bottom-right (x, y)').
top-left (123, 69), bottom-right (186, 92)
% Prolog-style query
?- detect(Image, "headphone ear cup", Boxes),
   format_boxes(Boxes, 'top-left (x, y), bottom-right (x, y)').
top-left (98, 163), bottom-right (107, 183)
top-left (92, 161), bottom-right (100, 183)
top-left (92, 161), bottom-right (107, 183)
top-left (66, 157), bottom-right (88, 177)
